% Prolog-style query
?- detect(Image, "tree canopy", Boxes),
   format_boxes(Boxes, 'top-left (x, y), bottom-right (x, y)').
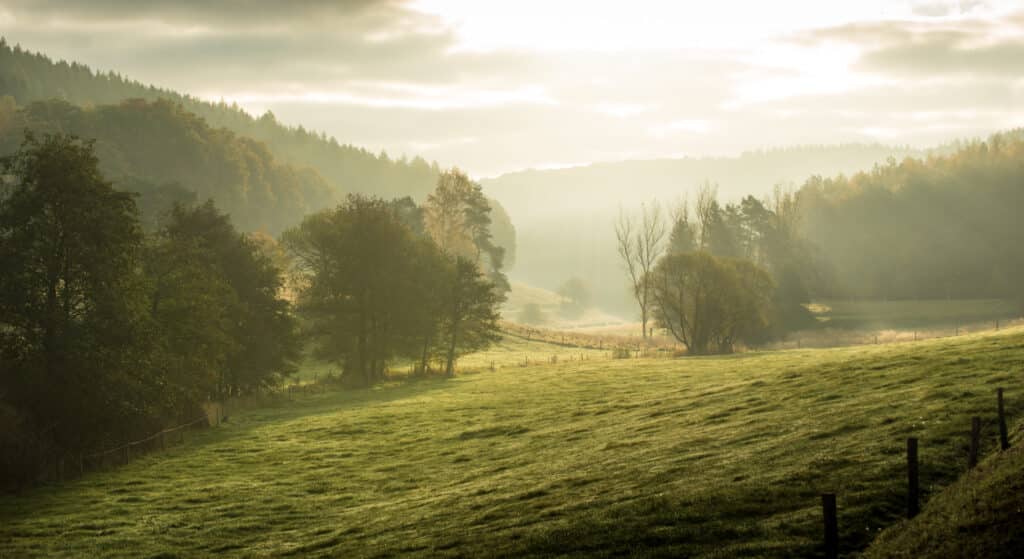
top-left (0, 133), bottom-right (298, 486)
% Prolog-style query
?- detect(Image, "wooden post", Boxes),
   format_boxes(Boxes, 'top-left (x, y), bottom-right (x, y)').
top-left (914, 331), bottom-right (917, 342)
top-left (874, 334), bottom-right (878, 345)
top-left (998, 388), bottom-right (1010, 451)
top-left (822, 493), bottom-right (838, 559)
top-left (969, 416), bottom-right (980, 468)
top-left (907, 437), bottom-right (919, 518)
top-left (996, 319), bottom-right (1000, 331)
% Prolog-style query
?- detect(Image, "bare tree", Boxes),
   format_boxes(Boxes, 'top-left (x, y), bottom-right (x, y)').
top-left (615, 200), bottom-right (666, 338)
top-left (695, 181), bottom-right (718, 249)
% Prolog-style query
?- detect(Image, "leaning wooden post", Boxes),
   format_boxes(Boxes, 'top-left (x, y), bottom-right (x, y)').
top-left (822, 493), bottom-right (838, 559)
top-left (969, 416), bottom-right (981, 468)
top-left (998, 388), bottom-right (1010, 451)
top-left (907, 437), bottom-right (919, 518)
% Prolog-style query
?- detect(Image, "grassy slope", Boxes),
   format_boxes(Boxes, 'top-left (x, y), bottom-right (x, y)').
top-left (2, 330), bottom-right (1024, 558)
top-left (865, 423), bottom-right (1024, 558)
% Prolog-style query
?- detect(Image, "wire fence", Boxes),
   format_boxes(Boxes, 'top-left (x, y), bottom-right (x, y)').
top-left (31, 385), bottom-right (330, 486)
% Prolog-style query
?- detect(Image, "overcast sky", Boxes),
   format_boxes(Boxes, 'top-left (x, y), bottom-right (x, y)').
top-left (2, 0), bottom-right (1023, 176)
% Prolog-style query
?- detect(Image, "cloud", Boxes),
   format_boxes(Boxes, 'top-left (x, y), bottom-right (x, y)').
top-left (2, 1), bottom-right (1023, 176)
top-left (1, 0), bottom-right (538, 91)
top-left (797, 14), bottom-right (1024, 78)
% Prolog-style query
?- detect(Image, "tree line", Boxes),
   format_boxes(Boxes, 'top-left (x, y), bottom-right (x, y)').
top-left (619, 129), bottom-right (1024, 353)
top-left (0, 134), bottom-right (505, 487)
top-left (798, 129), bottom-right (1024, 304)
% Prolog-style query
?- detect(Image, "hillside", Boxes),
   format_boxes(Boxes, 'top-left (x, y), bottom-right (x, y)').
top-left (0, 40), bottom-right (517, 254)
top-left (799, 129), bottom-right (1024, 301)
top-left (2, 329), bottom-right (1022, 557)
top-left (0, 39), bottom-right (439, 202)
top-left (0, 97), bottom-right (333, 234)
top-left (865, 426), bottom-right (1024, 558)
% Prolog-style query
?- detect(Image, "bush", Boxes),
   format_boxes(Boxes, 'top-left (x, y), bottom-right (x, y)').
top-left (612, 347), bottom-right (633, 359)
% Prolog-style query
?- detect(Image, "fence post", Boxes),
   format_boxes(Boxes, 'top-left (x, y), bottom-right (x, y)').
top-left (969, 416), bottom-right (981, 468)
top-left (907, 437), bottom-right (919, 518)
top-left (822, 493), bottom-right (838, 559)
top-left (998, 388), bottom-right (1010, 451)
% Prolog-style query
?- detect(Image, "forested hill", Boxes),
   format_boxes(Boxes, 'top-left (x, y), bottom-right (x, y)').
top-left (0, 97), bottom-right (333, 234)
top-left (0, 38), bottom-right (440, 202)
top-left (0, 39), bottom-right (517, 256)
top-left (799, 129), bottom-right (1024, 302)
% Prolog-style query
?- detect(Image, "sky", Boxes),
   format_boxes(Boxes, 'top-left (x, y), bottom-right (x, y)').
top-left (1, 0), bottom-right (1023, 177)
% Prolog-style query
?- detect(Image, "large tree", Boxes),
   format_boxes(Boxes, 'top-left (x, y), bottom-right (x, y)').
top-left (160, 201), bottom-right (299, 396)
top-left (286, 194), bottom-right (503, 384)
top-left (285, 195), bottom-right (435, 385)
top-left (649, 252), bottom-right (773, 354)
top-left (425, 168), bottom-right (509, 292)
top-left (0, 132), bottom-right (148, 450)
top-left (441, 258), bottom-right (504, 376)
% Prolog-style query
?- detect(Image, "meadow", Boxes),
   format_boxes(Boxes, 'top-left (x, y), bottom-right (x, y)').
top-left (2, 328), bottom-right (1023, 558)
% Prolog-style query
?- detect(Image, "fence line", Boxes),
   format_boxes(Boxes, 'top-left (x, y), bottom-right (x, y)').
top-left (83, 415), bottom-right (209, 462)
top-left (32, 385), bottom-right (330, 487)
top-left (820, 386), bottom-right (1017, 555)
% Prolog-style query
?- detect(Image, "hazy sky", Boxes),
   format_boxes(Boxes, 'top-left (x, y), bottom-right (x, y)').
top-left (2, 0), bottom-right (1023, 176)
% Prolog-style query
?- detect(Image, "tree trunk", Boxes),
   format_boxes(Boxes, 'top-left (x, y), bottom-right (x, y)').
top-left (420, 333), bottom-right (431, 373)
top-left (446, 323), bottom-right (459, 377)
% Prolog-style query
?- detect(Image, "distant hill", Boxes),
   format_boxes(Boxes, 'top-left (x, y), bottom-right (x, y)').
top-left (482, 144), bottom-right (926, 314)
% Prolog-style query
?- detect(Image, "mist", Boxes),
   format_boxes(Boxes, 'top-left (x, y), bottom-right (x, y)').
top-left (2, 2), bottom-right (1024, 558)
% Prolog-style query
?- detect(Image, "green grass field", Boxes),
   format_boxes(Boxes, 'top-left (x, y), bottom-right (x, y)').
top-left (2, 329), bottom-right (1024, 558)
